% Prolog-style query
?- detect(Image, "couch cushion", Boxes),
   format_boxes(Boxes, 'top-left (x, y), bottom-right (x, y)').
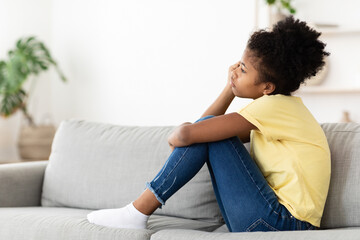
top-left (151, 228), bottom-right (360, 240)
top-left (0, 207), bottom-right (222, 240)
top-left (320, 123), bottom-right (360, 229)
top-left (148, 214), bottom-right (222, 232)
top-left (0, 207), bottom-right (152, 240)
top-left (41, 120), bottom-right (223, 223)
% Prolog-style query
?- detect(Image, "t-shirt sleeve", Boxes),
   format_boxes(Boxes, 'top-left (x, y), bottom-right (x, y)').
top-left (238, 96), bottom-right (277, 141)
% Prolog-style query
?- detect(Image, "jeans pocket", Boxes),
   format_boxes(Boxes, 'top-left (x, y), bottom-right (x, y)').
top-left (246, 218), bottom-right (280, 232)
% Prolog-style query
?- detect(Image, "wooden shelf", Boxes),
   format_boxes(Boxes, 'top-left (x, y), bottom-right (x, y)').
top-left (317, 27), bottom-right (360, 36)
top-left (296, 86), bottom-right (360, 94)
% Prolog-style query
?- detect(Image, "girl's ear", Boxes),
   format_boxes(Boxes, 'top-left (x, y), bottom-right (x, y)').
top-left (263, 82), bottom-right (276, 95)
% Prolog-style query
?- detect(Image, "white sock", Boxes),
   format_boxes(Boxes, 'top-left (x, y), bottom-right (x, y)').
top-left (87, 201), bottom-right (150, 229)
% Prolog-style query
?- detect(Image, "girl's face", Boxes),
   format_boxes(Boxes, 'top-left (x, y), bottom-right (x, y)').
top-left (230, 49), bottom-right (275, 99)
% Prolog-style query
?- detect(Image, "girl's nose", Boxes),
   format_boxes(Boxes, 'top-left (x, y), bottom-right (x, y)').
top-left (232, 70), bottom-right (238, 79)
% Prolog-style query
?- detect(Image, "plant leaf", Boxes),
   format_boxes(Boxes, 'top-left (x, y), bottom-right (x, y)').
top-left (0, 89), bottom-right (26, 117)
top-left (0, 36), bottom-right (68, 119)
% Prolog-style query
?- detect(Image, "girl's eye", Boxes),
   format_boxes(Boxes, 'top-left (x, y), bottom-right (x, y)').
top-left (241, 68), bottom-right (246, 73)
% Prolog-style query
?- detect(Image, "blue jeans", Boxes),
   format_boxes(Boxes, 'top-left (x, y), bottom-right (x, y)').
top-left (145, 116), bottom-right (317, 232)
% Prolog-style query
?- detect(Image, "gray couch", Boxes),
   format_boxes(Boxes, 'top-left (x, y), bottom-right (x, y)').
top-left (0, 119), bottom-right (359, 240)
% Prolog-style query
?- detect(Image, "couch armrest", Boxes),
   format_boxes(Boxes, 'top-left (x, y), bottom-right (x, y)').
top-left (0, 161), bottom-right (48, 207)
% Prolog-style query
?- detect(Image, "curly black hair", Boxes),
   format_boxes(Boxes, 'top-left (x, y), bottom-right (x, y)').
top-left (246, 16), bottom-right (330, 95)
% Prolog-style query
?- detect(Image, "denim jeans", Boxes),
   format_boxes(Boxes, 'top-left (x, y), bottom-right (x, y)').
top-left (145, 115), bottom-right (317, 232)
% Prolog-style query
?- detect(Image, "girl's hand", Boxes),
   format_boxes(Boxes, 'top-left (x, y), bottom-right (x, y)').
top-left (168, 122), bottom-right (192, 151)
top-left (227, 61), bottom-right (241, 87)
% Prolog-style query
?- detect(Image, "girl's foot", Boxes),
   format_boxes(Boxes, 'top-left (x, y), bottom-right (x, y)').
top-left (87, 201), bottom-right (150, 229)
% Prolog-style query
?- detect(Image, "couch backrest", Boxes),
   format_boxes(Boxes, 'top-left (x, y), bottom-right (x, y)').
top-left (42, 120), bottom-right (360, 228)
top-left (320, 122), bottom-right (360, 229)
top-left (41, 120), bottom-right (224, 223)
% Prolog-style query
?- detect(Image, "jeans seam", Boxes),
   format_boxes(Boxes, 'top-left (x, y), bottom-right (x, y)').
top-left (307, 225), bottom-right (316, 230)
top-left (162, 176), bottom-right (177, 195)
top-left (261, 219), bottom-right (280, 231)
top-left (246, 219), bottom-right (262, 232)
top-left (228, 138), bottom-right (290, 220)
top-left (246, 218), bottom-right (280, 232)
top-left (153, 157), bottom-right (170, 182)
top-left (154, 146), bottom-right (190, 193)
top-left (297, 220), bottom-right (301, 230)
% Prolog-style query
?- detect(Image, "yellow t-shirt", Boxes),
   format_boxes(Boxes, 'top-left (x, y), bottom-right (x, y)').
top-left (238, 94), bottom-right (331, 227)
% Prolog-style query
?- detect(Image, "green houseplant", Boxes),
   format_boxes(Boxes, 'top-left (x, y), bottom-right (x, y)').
top-left (0, 36), bottom-right (67, 160)
top-left (0, 36), bottom-right (66, 126)
top-left (266, 0), bottom-right (296, 14)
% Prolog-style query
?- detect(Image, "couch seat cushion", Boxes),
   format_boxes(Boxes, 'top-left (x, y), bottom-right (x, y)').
top-left (0, 207), bottom-right (151, 240)
top-left (0, 207), bottom-right (222, 240)
top-left (151, 227), bottom-right (360, 240)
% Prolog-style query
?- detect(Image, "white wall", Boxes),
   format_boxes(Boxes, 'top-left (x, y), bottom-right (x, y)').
top-left (50, 0), bottom-right (255, 126)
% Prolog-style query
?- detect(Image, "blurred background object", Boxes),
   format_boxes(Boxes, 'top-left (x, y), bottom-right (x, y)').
top-left (0, 36), bottom-right (66, 124)
top-left (0, 36), bottom-right (66, 162)
top-left (340, 111), bottom-right (353, 123)
top-left (18, 124), bottom-right (56, 160)
top-left (266, 0), bottom-right (296, 26)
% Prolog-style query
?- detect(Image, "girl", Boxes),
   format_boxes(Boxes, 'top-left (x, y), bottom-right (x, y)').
top-left (87, 16), bottom-right (331, 232)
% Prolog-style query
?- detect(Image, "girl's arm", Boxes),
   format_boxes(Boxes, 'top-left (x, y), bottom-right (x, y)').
top-left (168, 62), bottom-right (254, 150)
top-left (201, 85), bottom-right (235, 118)
top-left (201, 61), bottom-right (240, 118)
top-left (168, 112), bottom-right (256, 148)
